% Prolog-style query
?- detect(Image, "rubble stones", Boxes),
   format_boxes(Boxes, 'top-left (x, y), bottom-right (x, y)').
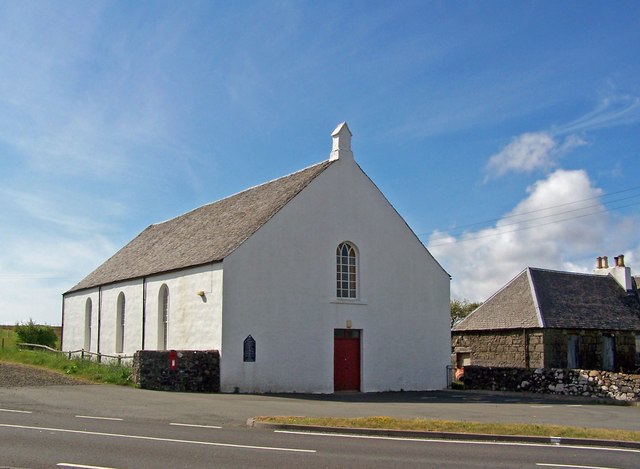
top-left (463, 366), bottom-right (639, 402)
top-left (132, 350), bottom-right (220, 392)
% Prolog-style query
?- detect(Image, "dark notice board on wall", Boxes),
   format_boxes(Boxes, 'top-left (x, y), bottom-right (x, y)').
top-left (243, 335), bottom-right (256, 362)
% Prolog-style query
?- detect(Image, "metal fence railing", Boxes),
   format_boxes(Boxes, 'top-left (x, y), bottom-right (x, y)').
top-left (17, 343), bottom-right (134, 365)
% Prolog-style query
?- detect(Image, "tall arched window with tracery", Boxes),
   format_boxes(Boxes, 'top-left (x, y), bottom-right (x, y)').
top-left (116, 293), bottom-right (125, 354)
top-left (84, 298), bottom-right (92, 351)
top-left (336, 242), bottom-right (357, 298)
top-left (159, 285), bottom-right (169, 350)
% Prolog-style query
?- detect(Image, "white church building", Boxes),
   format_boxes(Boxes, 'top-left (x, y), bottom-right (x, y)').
top-left (62, 123), bottom-right (451, 393)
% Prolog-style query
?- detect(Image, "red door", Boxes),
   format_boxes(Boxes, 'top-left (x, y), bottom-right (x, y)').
top-left (334, 329), bottom-right (361, 391)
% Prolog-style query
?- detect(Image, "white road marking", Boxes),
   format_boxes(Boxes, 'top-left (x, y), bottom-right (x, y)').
top-left (0, 423), bottom-right (316, 453)
top-left (58, 463), bottom-right (120, 469)
top-left (566, 405), bottom-right (583, 407)
top-left (170, 422), bottom-right (222, 429)
top-left (274, 430), bottom-right (640, 454)
top-left (0, 408), bottom-right (32, 414)
top-left (531, 405), bottom-right (554, 408)
top-left (75, 415), bottom-right (123, 421)
top-left (536, 463), bottom-right (621, 469)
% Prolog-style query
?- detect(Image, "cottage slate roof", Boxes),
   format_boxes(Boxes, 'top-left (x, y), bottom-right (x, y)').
top-left (67, 160), bottom-right (334, 293)
top-left (453, 267), bottom-right (640, 332)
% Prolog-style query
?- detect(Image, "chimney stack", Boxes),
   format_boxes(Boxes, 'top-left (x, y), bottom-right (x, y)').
top-left (593, 253), bottom-right (632, 292)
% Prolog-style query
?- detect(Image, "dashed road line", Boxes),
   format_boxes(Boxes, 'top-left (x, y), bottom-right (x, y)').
top-left (1, 423), bottom-right (316, 453)
top-left (536, 463), bottom-right (621, 469)
top-left (0, 408), bottom-right (32, 414)
top-left (170, 422), bottom-right (222, 429)
top-left (75, 415), bottom-right (123, 421)
top-left (58, 463), bottom-right (121, 469)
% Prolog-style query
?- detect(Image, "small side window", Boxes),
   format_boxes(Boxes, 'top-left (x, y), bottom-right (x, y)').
top-left (116, 293), bottom-right (125, 354)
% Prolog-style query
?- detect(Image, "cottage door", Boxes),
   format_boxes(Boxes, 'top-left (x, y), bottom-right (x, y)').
top-left (334, 329), bottom-right (361, 391)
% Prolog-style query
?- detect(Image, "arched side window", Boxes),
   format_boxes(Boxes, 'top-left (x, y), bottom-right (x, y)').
top-left (336, 242), bottom-right (357, 299)
top-left (84, 298), bottom-right (92, 351)
top-left (159, 285), bottom-right (169, 350)
top-left (116, 293), bottom-right (125, 354)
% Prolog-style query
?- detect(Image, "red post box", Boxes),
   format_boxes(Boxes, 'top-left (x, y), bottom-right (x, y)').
top-left (169, 350), bottom-right (178, 370)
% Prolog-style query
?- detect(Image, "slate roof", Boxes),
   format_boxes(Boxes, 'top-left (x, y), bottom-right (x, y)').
top-left (67, 160), bottom-right (334, 293)
top-left (453, 267), bottom-right (640, 332)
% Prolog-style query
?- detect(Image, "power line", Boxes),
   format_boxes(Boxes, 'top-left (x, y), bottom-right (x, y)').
top-left (428, 193), bottom-right (640, 241)
top-left (428, 200), bottom-right (640, 247)
top-left (420, 184), bottom-right (640, 239)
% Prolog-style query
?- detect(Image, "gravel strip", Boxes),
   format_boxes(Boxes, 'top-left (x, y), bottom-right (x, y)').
top-left (0, 361), bottom-right (84, 387)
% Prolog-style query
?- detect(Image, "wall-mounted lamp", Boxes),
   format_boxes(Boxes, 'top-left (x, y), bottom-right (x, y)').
top-left (196, 290), bottom-right (206, 297)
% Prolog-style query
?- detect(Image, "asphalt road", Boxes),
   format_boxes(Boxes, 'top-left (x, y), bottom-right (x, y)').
top-left (1, 385), bottom-right (639, 468)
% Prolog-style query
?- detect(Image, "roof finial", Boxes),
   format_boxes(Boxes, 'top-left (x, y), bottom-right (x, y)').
top-left (329, 122), bottom-right (353, 161)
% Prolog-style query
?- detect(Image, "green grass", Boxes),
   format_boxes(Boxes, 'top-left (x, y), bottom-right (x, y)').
top-left (0, 325), bottom-right (61, 350)
top-left (254, 416), bottom-right (640, 443)
top-left (0, 347), bottom-right (133, 386)
top-left (0, 327), bottom-right (17, 349)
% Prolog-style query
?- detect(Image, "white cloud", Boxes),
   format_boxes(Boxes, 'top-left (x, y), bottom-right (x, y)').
top-left (429, 169), bottom-right (640, 302)
top-left (484, 92), bottom-right (640, 181)
top-left (485, 132), bottom-right (586, 180)
top-left (555, 94), bottom-right (640, 135)
top-left (486, 132), bottom-right (556, 177)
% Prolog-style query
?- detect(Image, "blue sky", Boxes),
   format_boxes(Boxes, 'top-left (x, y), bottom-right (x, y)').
top-left (1, 1), bottom-right (639, 325)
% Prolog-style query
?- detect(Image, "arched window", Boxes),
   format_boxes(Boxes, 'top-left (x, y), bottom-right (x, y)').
top-left (159, 285), bottom-right (169, 350)
top-left (84, 298), bottom-right (92, 351)
top-left (336, 242), bottom-right (357, 298)
top-left (116, 293), bottom-right (125, 354)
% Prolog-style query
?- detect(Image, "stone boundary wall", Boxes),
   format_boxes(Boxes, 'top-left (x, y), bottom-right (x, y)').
top-left (463, 366), bottom-right (640, 402)
top-left (132, 350), bottom-right (220, 392)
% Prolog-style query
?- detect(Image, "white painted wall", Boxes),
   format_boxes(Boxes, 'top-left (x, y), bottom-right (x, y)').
top-left (62, 263), bottom-right (223, 355)
top-left (221, 156), bottom-right (450, 393)
top-left (143, 263), bottom-right (223, 351)
top-left (62, 288), bottom-right (99, 352)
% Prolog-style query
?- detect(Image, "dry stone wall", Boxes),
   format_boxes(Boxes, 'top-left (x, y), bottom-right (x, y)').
top-left (463, 365), bottom-right (640, 402)
top-left (132, 350), bottom-right (220, 392)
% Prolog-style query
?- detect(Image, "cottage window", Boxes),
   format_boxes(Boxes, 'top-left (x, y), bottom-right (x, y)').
top-left (336, 242), bottom-right (357, 299)
top-left (456, 352), bottom-right (471, 368)
top-left (159, 285), bottom-right (169, 350)
top-left (566, 335), bottom-right (580, 369)
top-left (84, 298), bottom-right (92, 351)
top-left (116, 293), bottom-right (125, 354)
top-left (602, 335), bottom-right (615, 371)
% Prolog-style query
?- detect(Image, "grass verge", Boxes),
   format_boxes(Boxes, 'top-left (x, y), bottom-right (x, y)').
top-left (0, 347), bottom-right (133, 386)
top-left (254, 416), bottom-right (640, 443)
top-left (0, 326), bottom-right (17, 349)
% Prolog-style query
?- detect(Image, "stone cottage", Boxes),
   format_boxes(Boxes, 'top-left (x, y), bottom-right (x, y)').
top-left (452, 255), bottom-right (640, 373)
top-left (62, 122), bottom-right (451, 393)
